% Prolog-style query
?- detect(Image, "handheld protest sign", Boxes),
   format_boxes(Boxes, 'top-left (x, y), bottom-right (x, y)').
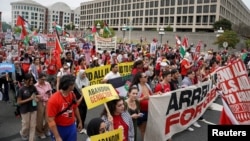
top-left (81, 84), bottom-right (119, 109)
top-left (90, 128), bottom-right (123, 141)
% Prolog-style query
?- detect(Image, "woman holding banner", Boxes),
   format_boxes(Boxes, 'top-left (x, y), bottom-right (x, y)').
top-left (101, 97), bottom-right (134, 141)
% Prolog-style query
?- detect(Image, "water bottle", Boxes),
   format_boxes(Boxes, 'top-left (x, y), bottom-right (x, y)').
top-left (32, 94), bottom-right (37, 106)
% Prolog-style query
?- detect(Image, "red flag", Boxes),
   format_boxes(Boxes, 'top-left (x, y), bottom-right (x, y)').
top-left (219, 108), bottom-right (232, 125)
top-left (182, 36), bottom-right (189, 48)
top-left (53, 36), bottom-right (62, 68)
top-left (16, 15), bottom-right (28, 38)
top-left (175, 36), bottom-right (181, 47)
top-left (91, 25), bottom-right (97, 33)
top-left (195, 41), bottom-right (202, 53)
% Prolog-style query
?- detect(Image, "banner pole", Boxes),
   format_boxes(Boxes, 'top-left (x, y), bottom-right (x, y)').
top-left (104, 102), bottom-right (113, 130)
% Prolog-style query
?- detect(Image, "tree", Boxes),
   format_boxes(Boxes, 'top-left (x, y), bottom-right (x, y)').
top-left (214, 30), bottom-right (240, 49)
top-left (246, 39), bottom-right (250, 49)
top-left (213, 19), bottom-right (232, 31)
top-left (232, 23), bottom-right (250, 39)
top-left (2, 22), bottom-right (11, 32)
top-left (165, 25), bottom-right (173, 32)
top-left (64, 23), bottom-right (75, 30)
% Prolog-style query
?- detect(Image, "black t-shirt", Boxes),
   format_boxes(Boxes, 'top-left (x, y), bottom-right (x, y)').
top-left (18, 85), bottom-right (38, 114)
top-left (170, 79), bottom-right (179, 91)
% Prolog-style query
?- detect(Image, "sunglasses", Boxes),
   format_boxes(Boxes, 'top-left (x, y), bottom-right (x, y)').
top-left (141, 75), bottom-right (147, 78)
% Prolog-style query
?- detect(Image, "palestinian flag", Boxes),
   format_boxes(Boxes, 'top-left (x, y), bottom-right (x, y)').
top-left (104, 22), bottom-right (111, 35)
top-left (52, 22), bottom-right (62, 32)
top-left (108, 75), bottom-right (132, 97)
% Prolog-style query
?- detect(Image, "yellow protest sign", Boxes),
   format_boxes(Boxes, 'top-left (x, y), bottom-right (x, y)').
top-left (85, 62), bottom-right (133, 85)
top-left (90, 128), bottom-right (123, 141)
top-left (82, 84), bottom-right (119, 109)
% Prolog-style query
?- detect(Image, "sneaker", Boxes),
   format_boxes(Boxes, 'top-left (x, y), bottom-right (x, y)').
top-left (193, 121), bottom-right (201, 128)
top-left (187, 127), bottom-right (194, 131)
top-left (80, 128), bottom-right (87, 134)
top-left (20, 131), bottom-right (28, 141)
top-left (38, 135), bottom-right (46, 139)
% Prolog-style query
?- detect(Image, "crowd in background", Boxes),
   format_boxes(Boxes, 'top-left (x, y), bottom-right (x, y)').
top-left (0, 37), bottom-right (248, 141)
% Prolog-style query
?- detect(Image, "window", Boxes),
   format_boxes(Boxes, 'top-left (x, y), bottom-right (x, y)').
top-left (160, 8), bottom-right (164, 14)
top-left (188, 16), bottom-right (193, 23)
top-left (177, 7), bottom-right (182, 14)
top-left (197, 0), bottom-right (203, 4)
top-left (178, 0), bottom-right (182, 5)
top-left (196, 16), bottom-right (201, 23)
top-left (203, 5), bottom-right (209, 13)
top-left (177, 16), bottom-right (181, 24)
top-left (155, 1), bottom-right (158, 7)
top-left (145, 9), bottom-right (149, 16)
top-left (146, 2), bottom-right (149, 8)
top-left (183, 7), bottom-right (188, 13)
top-left (170, 0), bottom-right (175, 5)
top-left (165, 0), bottom-right (170, 6)
top-left (204, 0), bottom-right (210, 3)
top-left (197, 6), bottom-right (202, 13)
top-left (210, 5), bottom-right (216, 13)
top-left (203, 16), bottom-right (208, 23)
top-left (189, 6), bottom-right (194, 13)
top-left (165, 8), bottom-right (169, 14)
top-left (183, 0), bottom-right (188, 4)
top-left (183, 16), bottom-right (187, 23)
top-left (170, 8), bottom-right (175, 14)
top-left (189, 0), bottom-right (194, 4)
top-left (210, 15), bottom-right (216, 23)
top-left (154, 9), bottom-right (158, 15)
top-left (170, 17), bottom-right (174, 24)
top-left (161, 0), bottom-right (164, 6)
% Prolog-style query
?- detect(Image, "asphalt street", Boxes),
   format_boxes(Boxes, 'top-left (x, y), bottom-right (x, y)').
top-left (0, 92), bottom-right (223, 141)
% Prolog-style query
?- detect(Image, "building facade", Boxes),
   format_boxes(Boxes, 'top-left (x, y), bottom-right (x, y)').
top-left (10, 0), bottom-right (80, 33)
top-left (79, 0), bottom-right (250, 32)
top-left (11, 0), bottom-right (47, 31)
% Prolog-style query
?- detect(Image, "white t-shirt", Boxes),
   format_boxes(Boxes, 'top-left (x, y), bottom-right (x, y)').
top-left (103, 71), bottom-right (121, 80)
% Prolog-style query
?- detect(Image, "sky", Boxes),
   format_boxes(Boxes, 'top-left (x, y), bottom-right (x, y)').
top-left (0, 0), bottom-right (250, 23)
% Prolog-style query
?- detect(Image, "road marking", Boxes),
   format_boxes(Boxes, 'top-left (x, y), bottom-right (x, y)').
top-left (199, 119), bottom-right (216, 125)
top-left (208, 103), bottom-right (223, 111)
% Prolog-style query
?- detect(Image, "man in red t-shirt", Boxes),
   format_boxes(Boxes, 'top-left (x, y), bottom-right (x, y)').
top-left (180, 53), bottom-right (193, 79)
top-left (154, 70), bottom-right (172, 94)
top-left (47, 75), bottom-right (82, 141)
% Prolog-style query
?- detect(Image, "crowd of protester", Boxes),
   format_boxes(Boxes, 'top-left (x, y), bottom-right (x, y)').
top-left (0, 37), bottom-right (247, 141)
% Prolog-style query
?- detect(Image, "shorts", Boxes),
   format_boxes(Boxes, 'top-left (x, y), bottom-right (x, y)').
top-left (137, 111), bottom-right (148, 126)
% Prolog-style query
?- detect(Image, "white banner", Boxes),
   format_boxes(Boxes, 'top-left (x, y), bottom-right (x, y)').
top-left (95, 36), bottom-right (117, 53)
top-left (144, 80), bottom-right (217, 141)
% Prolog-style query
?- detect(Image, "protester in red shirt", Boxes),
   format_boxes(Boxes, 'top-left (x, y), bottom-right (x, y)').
top-left (46, 74), bottom-right (82, 141)
top-left (154, 70), bottom-right (172, 94)
top-left (180, 53), bottom-right (193, 79)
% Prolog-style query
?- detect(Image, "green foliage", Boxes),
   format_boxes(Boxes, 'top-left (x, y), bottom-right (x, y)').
top-left (246, 39), bottom-right (250, 49)
top-left (64, 23), bottom-right (75, 30)
top-left (2, 22), bottom-right (12, 32)
top-left (214, 30), bottom-right (240, 49)
top-left (165, 25), bottom-right (173, 32)
top-left (213, 19), bottom-right (232, 31)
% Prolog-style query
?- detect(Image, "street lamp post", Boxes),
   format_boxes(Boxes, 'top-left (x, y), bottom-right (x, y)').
top-left (128, 18), bottom-right (133, 44)
top-left (216, 27), bottom-right (225, 50)
top-left (96, 22), bottom-right (101, 35)
top-left (122, 24), bottom-right (126, 41)
top-left (159, 27), bottom-right (165, 47)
